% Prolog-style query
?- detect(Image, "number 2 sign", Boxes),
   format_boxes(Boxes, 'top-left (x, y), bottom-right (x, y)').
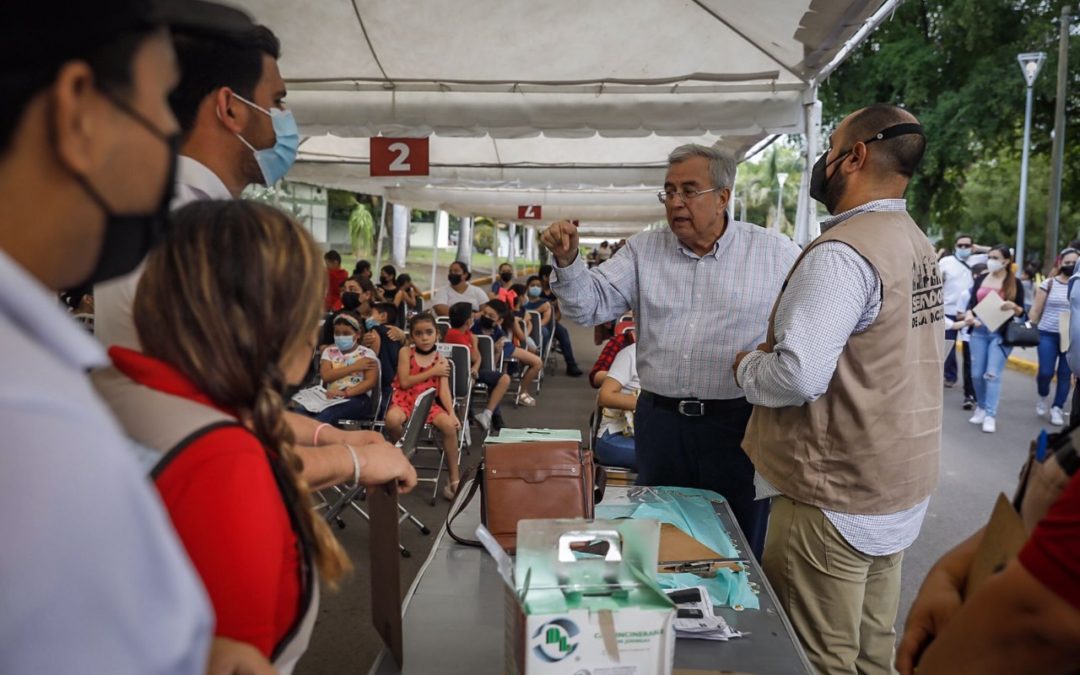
top-left (370, 137), bottom-right (430, 177)
top-left (517, 205), bottom-right (542, 220)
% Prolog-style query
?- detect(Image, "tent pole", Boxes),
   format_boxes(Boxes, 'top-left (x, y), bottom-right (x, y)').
top-left (373, 196), bottom-right (388, 272)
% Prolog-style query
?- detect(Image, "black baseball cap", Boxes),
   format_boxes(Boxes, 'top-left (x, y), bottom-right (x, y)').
top-left (3, 0), bottom-right (255, 79)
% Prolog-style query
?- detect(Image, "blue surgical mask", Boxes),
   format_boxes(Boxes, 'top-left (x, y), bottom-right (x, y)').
top-left (365, 317), bottom-right (379, 330)
top-left (334, 335), bottom-right (356, 352)
top-left (956, 247), bottom-right (972, 261)
top-left (232, 94), bottom-right (300, 186)
top-left (528, 286), bottom-right (542, 298)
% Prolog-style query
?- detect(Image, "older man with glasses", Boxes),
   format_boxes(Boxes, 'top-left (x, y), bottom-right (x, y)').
top-left (540, 144), bottom-right (800, 558)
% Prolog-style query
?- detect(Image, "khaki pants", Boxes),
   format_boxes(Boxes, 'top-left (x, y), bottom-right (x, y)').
top-left (763, 496), bottom-right (903, 675)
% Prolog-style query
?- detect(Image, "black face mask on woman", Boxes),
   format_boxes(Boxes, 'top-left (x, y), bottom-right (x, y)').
top-left (500, 272), bottom-right (513, 283)
top-left (448, 273), bottom-right (463, 286)
top-left (341, 291), bottom-right (361, 310)
top-left (1061, 264), bottom-right (1076, 277)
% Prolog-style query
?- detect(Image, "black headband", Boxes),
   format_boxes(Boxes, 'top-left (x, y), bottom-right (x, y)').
top-left (864, 123), bottom-right (925, 145)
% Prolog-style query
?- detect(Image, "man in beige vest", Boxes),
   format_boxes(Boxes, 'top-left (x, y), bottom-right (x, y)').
top-left (734, 104), bottom-right (943, 674)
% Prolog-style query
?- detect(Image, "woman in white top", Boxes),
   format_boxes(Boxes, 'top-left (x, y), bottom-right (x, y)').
top-left (431, 261), bottom-right (490, 316)
top-left (1028, 247), bottom-right (1079, 425)
top-left (595, 342), bottom-right (639, 470)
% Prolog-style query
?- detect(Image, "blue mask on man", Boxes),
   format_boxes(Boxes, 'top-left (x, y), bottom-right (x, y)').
top-left (232, 93), bottom-right (300, 185)
top-left (528, 286), bottom-right (542, 298)
top-left (365, 317), bottom-right (379, 330)
top-left (956, 248), bottom-right (972, 261)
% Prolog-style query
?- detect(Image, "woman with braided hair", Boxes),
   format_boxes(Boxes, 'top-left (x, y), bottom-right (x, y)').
top-left (95, 200), bottom-right (390, 672)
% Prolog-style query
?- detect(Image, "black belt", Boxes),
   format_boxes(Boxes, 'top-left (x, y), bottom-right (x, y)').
top-left (641, 391), bottom-right (748, 417)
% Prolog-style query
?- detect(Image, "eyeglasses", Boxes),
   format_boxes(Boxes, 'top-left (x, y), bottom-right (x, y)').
top-left (657, 186), bottom-right (722, 204)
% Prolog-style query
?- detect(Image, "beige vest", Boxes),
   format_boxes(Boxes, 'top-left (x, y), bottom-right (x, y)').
top-left (743, 210), bottom-right (943, 514)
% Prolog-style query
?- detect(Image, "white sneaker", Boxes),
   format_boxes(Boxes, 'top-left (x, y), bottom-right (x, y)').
top-left (969, 408), bottom-right (987, 425)
top-left (982, 416), bottom-right (997, 433)
top-left (1050, 406), bottom-right (1065, 426)
top-left (475, 409), bottom-right (493, 432)
top-left (1036, 399), bottom-right (1049, 417)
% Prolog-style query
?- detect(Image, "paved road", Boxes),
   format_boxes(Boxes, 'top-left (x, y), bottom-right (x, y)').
top-left (897, 363), bottom-right (1069, 627)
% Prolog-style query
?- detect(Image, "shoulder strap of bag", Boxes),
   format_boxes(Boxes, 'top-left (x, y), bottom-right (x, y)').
top-left (446, 464), bottom-right (484, 547)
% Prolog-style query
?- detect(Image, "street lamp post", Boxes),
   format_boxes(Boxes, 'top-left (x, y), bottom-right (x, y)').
top-left (775, 173), bottom-right (788, 231)
top-left (1016, 52), bottom-right (1046, 266)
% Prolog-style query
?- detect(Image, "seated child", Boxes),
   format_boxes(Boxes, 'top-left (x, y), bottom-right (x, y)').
top-left (316, 313), bottom-right (379, 424)
top-left (444, 302), bottom-right (510, 432)
top-left (596, 341), bottom-right (639, 470)
top-left (385, 313), bottom-right (462, 499)
top-left (473, 299), bottom-right (541, 407)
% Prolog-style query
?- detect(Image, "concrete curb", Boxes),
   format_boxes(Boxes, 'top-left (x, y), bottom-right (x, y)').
top-left (956, 343), bottom-right (1038, 376)
top-left (1007, 355), bottom-right (1039, 376)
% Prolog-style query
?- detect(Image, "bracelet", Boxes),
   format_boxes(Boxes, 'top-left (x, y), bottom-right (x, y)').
top-left (343, 443), bottom-right (361, 487)
top-left (312, 423), bottom-right (332, 446)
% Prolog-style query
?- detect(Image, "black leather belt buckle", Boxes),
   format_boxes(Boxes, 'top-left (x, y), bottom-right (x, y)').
top-left (677, 400), bottom-right (705, 417)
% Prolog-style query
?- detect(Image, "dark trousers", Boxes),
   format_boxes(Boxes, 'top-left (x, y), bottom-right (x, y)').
top-left (944, 319), bottom-right (959, 384)
top-left (961, 339), bottom-right (976, 400)
top-left (542, 321), bottom-right (579, 368)
top-left (634, 393), bottom-right (769, 560)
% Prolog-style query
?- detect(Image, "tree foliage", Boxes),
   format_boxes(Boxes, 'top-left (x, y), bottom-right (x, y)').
top-left (822, 0), bottom-right (1080, 264)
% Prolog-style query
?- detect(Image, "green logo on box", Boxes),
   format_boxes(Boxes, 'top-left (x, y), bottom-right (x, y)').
top-left (532, 618), bottom-right (579, 662)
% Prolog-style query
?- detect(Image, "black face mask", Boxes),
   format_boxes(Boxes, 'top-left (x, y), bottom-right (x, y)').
top-left (341, 291), bottom-right (361, 310)
top-left (448, 273), bottom-right (463, 286)
top-left (809, 123), bottom-right (925, 215)
top-left (1061, 264), bottom-right (1076, 277)
top-left (70, 90), bottom-right (180, 286)
top-left (414, 343), bottom-right (437, 355)
top-left (499, 272), bottom-right (513, 282)
top-left (479, 316), bottom-right (496, 330)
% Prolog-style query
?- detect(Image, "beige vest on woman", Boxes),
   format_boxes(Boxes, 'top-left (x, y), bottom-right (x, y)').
top-left (743, 210), bottom-right (944, 515)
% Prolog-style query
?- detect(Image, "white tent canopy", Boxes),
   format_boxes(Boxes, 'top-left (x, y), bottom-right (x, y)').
top-left (231, 0), bottom-right (902, 241)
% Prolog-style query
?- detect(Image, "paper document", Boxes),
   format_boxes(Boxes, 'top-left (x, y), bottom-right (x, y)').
top-left (973, 292), bottom-right (1013, 332)
top-left (485, 428), bottom-right (582, 443)
top-left (665, 586), bottom-right (744, 641)
top-left (1061, 312), bottom-right (1071, 352)
top-left (291, 386), bottom-right (348, 413)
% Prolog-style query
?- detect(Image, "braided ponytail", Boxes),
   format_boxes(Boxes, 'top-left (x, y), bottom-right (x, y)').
top-left (252, 366), bottom-right (351, 586)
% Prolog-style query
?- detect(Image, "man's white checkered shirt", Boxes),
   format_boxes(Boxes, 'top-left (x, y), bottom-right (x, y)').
top-left (551, 220), bottom-right (801, 400)
top-left (738, 199), bottom-right (931, 557)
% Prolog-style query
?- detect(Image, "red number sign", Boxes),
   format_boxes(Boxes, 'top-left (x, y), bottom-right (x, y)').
top-left (371, 137), bottom-right (430, 177)
top-left (517, 205), bottom-right (542, 220)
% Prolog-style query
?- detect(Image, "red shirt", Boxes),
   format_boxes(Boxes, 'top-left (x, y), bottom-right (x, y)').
top-left (443, 326), bottom-right (472, 347)
top-left (590, 331), bottom-right (634, 388)
top-left (110, 347), bottom-right (302, 658)
top-left (325, 268), bottom-right (348, 311)
top-left (1019, 470), bottom-right (1080, 611)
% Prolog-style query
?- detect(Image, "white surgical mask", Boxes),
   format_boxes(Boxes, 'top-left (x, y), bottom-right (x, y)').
top-left (987, 259), bottom-right (1005, 273)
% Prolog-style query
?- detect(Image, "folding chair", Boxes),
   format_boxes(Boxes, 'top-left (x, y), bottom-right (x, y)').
top-left (473, 334), bottom-right (496, 404)
top-left (321, 387), bottom-right (437, 557)
top-left (410, 343), bottom-right (472, 505)
top-left (526, 309), bottom-right (545, 394)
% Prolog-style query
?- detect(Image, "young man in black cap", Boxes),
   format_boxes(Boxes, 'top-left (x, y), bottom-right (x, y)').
top-left (0, 2), bottom-right (278, 672)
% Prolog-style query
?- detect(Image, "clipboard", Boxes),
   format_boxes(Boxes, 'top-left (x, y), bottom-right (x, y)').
top-left (656, 523), bottom-right (746, 574)
top-left (973, 292), bottom-right (1012, 332)
top-left (1060, 311), bottom-right (1071, 353)
top-left (369, 481), bottom-right (404, 668)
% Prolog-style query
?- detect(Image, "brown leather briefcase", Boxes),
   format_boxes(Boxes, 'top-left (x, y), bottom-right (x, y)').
top-left (447, 440), bottom-right (605, 553)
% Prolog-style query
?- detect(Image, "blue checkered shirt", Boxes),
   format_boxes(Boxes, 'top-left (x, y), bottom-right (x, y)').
top-left (739, 199), bottom-right (930, 556)
top-left (552, 220), bottom-right (801, 400)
